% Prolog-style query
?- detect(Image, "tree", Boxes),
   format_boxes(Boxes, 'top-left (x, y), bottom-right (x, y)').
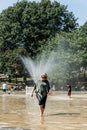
top-left (0, 0), bottom-right (78, 75)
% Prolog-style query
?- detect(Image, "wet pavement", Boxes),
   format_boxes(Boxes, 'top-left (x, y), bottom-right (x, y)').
top-left (0, 91), bottom-right (87, 130)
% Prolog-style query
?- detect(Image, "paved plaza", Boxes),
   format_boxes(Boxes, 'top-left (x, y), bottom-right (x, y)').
top-left (0, 91), bottom-right (87, 130)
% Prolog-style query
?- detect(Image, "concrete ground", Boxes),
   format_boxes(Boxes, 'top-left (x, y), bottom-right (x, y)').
top-left (0, 91), bottom-right (87, 130)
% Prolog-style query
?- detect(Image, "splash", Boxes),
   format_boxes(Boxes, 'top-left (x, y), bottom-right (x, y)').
top-left (20, 51), bottom-right (56, 83)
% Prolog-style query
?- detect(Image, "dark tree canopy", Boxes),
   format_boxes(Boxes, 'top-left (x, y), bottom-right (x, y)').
top-left (0, 0), bottom-right (78, 77)
top-left (0, 0), bottom-right (78, 52)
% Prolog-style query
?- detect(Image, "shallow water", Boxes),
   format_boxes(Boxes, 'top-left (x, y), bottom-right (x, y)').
top-left (0, 91), bottom-right (87, 130)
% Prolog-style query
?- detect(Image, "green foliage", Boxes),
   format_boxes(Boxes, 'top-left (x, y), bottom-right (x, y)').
top-left (0, 0), bottom-right (80, 84)
top-left (43, 26), bottom-right (87, 84)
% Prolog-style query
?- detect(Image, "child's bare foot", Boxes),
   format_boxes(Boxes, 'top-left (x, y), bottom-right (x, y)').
top-left (40, 115), bottom-right (44, 124)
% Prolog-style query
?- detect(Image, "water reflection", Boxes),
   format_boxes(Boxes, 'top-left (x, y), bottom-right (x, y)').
top-left (0, 92), bottom-right (87, 130)
top-left (2, 95), bottom-right (7, 112)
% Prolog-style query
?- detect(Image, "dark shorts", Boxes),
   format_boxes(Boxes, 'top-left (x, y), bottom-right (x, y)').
top-left (3, 89), bottom-right (6, 92)
top-left (68, 91), bottom-right (71, 96)
top-left (36, 93), bottom-right (47, 108)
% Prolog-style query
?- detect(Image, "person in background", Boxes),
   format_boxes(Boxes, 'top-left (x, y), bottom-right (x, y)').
top-left (31, 73), bottom-right (50, 116)
top-left (67, 84), bottom-right (72, 98)
top-left (2, 82), bottom-right (7, 94)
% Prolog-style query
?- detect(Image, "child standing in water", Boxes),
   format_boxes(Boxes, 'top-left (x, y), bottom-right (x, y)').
top-left (67, 84), bottom-right (72, 98)
top-left (31, 73), bottom-right (50, 116)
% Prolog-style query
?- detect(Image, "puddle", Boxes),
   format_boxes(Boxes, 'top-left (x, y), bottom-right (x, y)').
top-left (0, 92), bottom-right (87, 130)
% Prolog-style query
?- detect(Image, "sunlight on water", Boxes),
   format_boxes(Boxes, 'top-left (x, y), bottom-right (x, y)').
top-left (0, 92), bottom-right (87, 130)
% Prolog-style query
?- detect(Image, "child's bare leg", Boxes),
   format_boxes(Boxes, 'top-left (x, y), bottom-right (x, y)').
top-left (40, 105), bottom-right (44, 116)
